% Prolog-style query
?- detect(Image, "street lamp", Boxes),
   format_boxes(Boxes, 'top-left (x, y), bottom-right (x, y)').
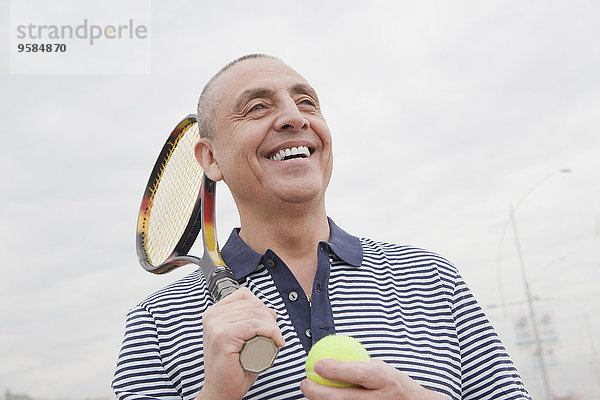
top-left (496, 168), bottom-right (571, 400)
top-left (496, 169), bottom-right (572, 310)
top-left (510, 205), bottom-right (553, 399)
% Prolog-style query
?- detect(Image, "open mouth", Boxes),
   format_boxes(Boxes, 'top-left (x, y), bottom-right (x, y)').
top-left (268, 145), bottom-right (312, 161)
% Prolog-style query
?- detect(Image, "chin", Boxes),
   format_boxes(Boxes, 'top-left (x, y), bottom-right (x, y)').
top-left (274, 181), bottom-right (325, 204)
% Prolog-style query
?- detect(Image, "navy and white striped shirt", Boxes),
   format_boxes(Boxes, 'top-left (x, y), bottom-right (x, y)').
top-left (113, 219), bottom-right (530, 399)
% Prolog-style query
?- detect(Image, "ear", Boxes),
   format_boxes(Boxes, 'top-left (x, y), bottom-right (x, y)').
top-left (194, 139), bottom-right (224, 181)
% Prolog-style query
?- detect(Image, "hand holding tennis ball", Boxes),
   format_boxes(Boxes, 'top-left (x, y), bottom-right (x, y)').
top-left (305, 335), bottom-right (370, 387)
top-left (303, 336), bottom-right (447, 399)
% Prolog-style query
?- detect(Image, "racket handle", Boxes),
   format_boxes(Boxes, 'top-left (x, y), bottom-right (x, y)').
top-left (240, 335), bottom-right (279, 374)
top-left (208, 268), bottom-right (279, 374)
top-left (209, 268), bottom-right (239, 300)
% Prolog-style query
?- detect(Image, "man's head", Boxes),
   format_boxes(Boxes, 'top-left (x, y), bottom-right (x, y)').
top-left (194, 55), bottom-right (333, 216)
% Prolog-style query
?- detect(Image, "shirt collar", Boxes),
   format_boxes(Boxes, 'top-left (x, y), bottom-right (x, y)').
top-left (221, 217), bottom-right (363, 280)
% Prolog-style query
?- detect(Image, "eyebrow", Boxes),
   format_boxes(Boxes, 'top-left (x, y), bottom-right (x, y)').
top-left (289, 83), bottom-right (320, 105)
top-left (233, 83), bottom-right (320, 112)
top-left (233, 88), bottom-right (275, 113)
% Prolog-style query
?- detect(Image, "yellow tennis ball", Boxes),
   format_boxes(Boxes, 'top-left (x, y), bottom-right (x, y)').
top-left (305, 335), bottom-right (370, 387)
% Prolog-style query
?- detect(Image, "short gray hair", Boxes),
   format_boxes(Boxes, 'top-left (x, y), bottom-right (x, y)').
top-left (197, 54), bottom-right (282, 138)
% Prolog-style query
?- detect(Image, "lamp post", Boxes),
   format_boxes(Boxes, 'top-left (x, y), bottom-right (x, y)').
top-left (496, 169), bottom-right (572, 310)
top-left (510, 205), bottom-right (552, 399)
top-left (497, 168), bottom-right (571, 400)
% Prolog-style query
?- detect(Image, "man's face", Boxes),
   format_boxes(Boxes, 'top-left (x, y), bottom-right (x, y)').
top-left (206, 58), bottom-right (333, 209)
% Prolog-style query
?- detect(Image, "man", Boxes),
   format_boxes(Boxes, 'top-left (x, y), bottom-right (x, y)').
top-left (113, 54), bottom-right (530, 400)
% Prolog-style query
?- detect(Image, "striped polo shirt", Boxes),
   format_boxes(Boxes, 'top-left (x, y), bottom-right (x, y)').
top-left (113, 219), bottom-right (530, 399)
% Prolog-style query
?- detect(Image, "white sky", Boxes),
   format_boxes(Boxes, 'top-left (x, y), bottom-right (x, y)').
top-left (1, 1), bottom-right (599, 399)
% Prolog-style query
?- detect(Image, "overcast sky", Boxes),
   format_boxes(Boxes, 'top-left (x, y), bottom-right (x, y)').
top-left (1, 1), bottom-right (599, 399)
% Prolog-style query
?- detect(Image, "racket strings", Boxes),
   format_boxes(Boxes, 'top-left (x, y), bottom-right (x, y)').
top-left (144, 122), bottom-right (203, 265)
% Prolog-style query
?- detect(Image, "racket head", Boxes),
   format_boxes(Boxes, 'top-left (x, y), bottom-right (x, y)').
top-left (136, 114), bottom-right (203, 274)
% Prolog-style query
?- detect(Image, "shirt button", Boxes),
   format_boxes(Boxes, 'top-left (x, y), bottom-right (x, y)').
top-left (288, 291), bottom-right (299, 302)
top-left (305, 329), bottom-right (312, 338)
top-left (265, 259), bottom-right (275, 268)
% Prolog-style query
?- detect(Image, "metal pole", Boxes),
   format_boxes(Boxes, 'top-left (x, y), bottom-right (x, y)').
top-left (510, 206), bottom-right (553, 399)
top-left (496, 169), bottom-right (571, 314)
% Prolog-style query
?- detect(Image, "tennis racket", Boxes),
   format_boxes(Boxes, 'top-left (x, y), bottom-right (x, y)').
top-left (136, 114), bottom-right (278, 374)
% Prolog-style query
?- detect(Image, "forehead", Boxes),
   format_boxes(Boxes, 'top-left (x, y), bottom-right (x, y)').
top-left (213, 58), bottom-right (312, 111)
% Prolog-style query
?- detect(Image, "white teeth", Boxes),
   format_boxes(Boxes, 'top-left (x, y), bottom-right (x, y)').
top-left (269, 145), bottom-right (310, 161)
top-left (300, 146), bottom-right (310, 156)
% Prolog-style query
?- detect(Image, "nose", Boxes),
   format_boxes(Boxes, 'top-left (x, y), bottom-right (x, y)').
top-left (274, 97), bottom-right (309, 132)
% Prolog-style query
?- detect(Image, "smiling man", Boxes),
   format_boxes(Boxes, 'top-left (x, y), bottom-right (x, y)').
top-left (113, 54), bottom-right (530, 400)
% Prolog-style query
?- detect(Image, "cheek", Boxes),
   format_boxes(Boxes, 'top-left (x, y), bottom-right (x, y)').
top-left (313, 119), bottom-right (332, 147)
top-left (316, 124), bottom-right (333, 164)
top-left (213, 131), bottom-right (262, 179)
top-left (320, 125), bottom-right (334, 182)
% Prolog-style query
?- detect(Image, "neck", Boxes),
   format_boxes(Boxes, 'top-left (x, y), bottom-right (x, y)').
top-left (237, 200), bottom-right (330, 259)
top-left (236, 198), bottom-right (330, 296)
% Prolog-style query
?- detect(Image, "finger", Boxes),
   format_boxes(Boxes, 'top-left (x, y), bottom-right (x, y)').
top-left (203, 307), bottom-right (284, 345)
top-left (204, 301), bottom-right (285, 347)
top-left (314, 359), bottom-right (386, 390)
top-left (268, 307), bottom-right (278, 321)
top-left (267, 308), bottom-right (285, 346)
top-left (230, 318), bottom-right (285, 348)
top-left (300, 378), bottom-right (365, 400)
top-left (208, 290), bottom-right (280, 326)
top-left (206, 299), bottom-right (275, 323)
top-left (213, 321), bottom-right (282, 348)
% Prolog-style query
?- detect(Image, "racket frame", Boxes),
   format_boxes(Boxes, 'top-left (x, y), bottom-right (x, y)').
top-left (136, 114), bottom-right (203, 274)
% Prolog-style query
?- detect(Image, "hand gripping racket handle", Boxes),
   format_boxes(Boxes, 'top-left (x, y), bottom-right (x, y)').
top-left (202, 177), bottom-right (279, 374)
top-left (206, 266), bottom-right (279, 374)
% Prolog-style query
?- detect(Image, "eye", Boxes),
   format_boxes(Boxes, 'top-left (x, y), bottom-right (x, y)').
top-left (249, 103), bottom-right (265, 112)
top-left (298, 97), bottom-right (317, 107)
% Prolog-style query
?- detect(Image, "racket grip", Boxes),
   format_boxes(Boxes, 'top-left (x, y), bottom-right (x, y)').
top-left (208, 268), bottom-right (279, 374)
top-left (209, 268), bottom-right (239, 300)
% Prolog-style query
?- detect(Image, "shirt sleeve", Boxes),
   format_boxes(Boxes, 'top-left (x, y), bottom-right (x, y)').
top-left (112, 305), bottom-right (183, 400)
top-left (452, 273), bottom-right (531, 399)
